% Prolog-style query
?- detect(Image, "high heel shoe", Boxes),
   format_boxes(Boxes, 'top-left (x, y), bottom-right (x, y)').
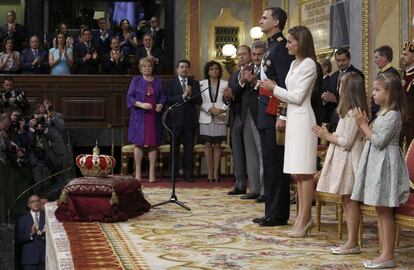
top-left (362, 259), bottom-right (395, 269)
top-left (286, 219), bottom-right (314, 238)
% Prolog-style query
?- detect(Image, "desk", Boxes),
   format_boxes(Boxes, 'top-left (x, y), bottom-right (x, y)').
top-left (55, 175), bottom-right (150, 222)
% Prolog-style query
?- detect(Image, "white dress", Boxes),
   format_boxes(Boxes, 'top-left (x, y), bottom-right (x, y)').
top-left (273, 57), bottom-right (317, 174)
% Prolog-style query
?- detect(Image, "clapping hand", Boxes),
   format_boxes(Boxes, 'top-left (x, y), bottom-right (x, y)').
top-left (312, 124), bottom-right (329, 139)
top-left (155, 104), bottom-right (163, 112)
top-left (222, 86), bottom-right (233, 100)
top-left (183, 85), bottom-right (192, 98)
top-left (259, 79), bottom-right (276, 91)
top-left (321, 91), bottom-right (337, 103)
top-left (352, 107), bottom-right (368, 126)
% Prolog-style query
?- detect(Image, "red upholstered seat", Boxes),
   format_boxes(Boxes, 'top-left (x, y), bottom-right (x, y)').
top-left (396, 192), bottom-right (414, 216)
top-left (405, 139), bottom-right (414, 187)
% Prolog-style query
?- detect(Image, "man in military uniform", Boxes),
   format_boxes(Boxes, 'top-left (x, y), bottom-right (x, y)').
top-left (401, 41), bottom-right (414, 144)
top-left (252, 7), bottom-right (294, 227)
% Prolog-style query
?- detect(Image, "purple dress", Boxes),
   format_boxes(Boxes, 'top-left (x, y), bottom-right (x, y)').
top-left (126, 76), bottom-right (166, 146)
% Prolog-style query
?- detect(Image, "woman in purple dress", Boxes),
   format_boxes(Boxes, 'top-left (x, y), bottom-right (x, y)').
top-left (127, 57), bottom-right (166, 182)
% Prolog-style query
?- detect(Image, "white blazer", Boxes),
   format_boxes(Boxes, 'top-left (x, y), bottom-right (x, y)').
top-left (199, 79), bottom-right (229, 124)
top-left (273, 57), bottom-right (318, 174)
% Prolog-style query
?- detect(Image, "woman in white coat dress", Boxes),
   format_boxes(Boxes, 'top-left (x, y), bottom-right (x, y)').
top-left (261, 25), bottom-right (317, 238)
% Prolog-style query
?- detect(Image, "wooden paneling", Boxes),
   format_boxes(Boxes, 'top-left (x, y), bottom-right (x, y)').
top-left (6, 75), bottom-right (175, 129)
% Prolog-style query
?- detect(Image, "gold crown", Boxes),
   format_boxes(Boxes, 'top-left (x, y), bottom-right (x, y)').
top-left (403, 41), bottom-right (414, 53)
top-left (75, 143), bottom-right (116, 177)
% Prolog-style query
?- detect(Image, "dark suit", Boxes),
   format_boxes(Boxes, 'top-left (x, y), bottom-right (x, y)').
top-left (227, 69), bottom-right (247, 191)
top-left (371, 65), bottom-right (401, 117)
top-left (20, 48), bottom-right (49, 74)
top-left (0, 23), bottom-right (26, 52)
top-left (166, 77), bottom-right (202, 180)
top-left (139, 27), bottom-right (165, 51)
top-left (73, 42), bottom-right (100, 74)
top-left (93, 29), bottom-right (114, 55)
top-left (15, 211), bottom-right (46, 270)
top-left (324, 64), bottom-right (364, 129)
top-left (232, 64), bottom-right (263, 195)
top-left (102, 52), bottom-right (130, 75)
top-left (136, 46), bottom-right (166, 74)
top-left (311, 62), bottom-right (324, 125)
top-left (259, 31), bottom-right (294, 223)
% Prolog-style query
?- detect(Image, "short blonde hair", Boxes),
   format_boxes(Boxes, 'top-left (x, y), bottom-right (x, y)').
top-left (139, 57), bottom-right (154, 70)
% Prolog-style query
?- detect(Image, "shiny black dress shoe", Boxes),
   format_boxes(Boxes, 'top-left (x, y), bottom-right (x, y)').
top-left (255, 195), bottom-right (266, 203)
top-left (240, 193), bottom-right (260, 200)
top-left (227, 188), bottom-right (246, 195)
top-left (259, 217), bottom-right (288, 227)
top-left (252, 216), bottom-right (267, 223)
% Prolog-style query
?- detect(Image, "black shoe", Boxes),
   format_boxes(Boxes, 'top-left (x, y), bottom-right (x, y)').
top-left (240, 193), bottom-right (260, 200)
top-left (227, 188), bottom-right (246, 195)
top-left (259, 217), bottom-right (288, 227)
top-left (252, 216), bottom-right (267, 223)
top-left (255, 195), bottom-right (266, 203)
top-left (186, 178), bottom-right (193, 183)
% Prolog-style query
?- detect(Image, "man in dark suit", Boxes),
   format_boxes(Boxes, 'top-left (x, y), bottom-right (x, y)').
top-left (93, 18), bottom-right (113, 55)
top-left (321, 48), bottom-right (364, 130)
top-left (166, 60), bottom-right (202, 182)
top-left (102, 36), bottom-right (130, 75)
top-left (253, 7), bottom-right (294, 227)
top-left (21, 36), bottom-right (49, 74)
top-left (371, 45), bottom-right (401, 117)
top-left (138, 16), bottom-right (165, 51)
top-left (73, 28), bottom-right (100, 74)
top-left (224, 46), bottom-right (250, 197)
top-left (15, 194), bottom-right (46, 270)
top-left (0, 10), bottom-right (26, 52)
top-left (136, 34), bottom-right (166, 74)
top-left (318, 58), bottom-right (332, 124)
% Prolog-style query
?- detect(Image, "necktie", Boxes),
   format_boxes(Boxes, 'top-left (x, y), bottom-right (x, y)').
top-left (337, 71), bottom-right (344, 91)
top-left (34, 212), bottom-right (39, 230)
top-left (181, 79), bottom-right (186, 91)
top-left (146, 48), bottom-right (151, 57)
top-left (33, 50), bottom-right (38, 58)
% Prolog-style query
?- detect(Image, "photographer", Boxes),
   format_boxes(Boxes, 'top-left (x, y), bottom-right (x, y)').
top-left (0, 76), bottom-right (29, 115)
top-left (29, 101), bottom-right (66, 196)
top-left (0, 112), bottom-right (31, 223)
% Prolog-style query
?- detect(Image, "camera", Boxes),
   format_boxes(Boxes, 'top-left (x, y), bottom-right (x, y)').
top-left (2, 91), bottom-right (12, 100)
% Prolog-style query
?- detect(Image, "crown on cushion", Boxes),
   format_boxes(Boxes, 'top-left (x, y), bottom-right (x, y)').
top-left (404, 41), bottom-right (414, 53)
top-left (75, 143), bottom-right (116, 177)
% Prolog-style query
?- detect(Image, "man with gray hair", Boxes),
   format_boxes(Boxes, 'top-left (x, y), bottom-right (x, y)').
top-left (236, 41), bottom-right (266, 203)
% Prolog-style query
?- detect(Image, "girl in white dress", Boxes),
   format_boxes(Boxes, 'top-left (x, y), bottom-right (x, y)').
top-left (261, 25), bottom-right (317, 237)
top-left (352, 73), bottom-right (410, 269)
top-left (313, 72), bottom-right (368, 255)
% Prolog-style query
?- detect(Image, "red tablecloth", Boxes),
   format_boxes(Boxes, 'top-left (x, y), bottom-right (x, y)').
top-left (55, 175), bottom-right (151, 222)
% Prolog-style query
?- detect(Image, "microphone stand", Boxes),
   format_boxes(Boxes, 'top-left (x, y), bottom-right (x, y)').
top-left (152, 86), bottom-right (209, 211)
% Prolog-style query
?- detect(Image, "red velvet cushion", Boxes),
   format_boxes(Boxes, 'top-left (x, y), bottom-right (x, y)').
top-left (406, 139), bottom-right (414, 185)
top-left (396, 192), bottom-right (414, 216)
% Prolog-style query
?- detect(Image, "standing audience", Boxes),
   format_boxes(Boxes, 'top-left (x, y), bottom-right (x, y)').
top-left (0, 10), bottom-right (26, 52)
top-left (261, 25), bottom-right (318, 235)
top-left (166, 60), bottom-right (202, 182)
top-left (313, 72), bottom-right (368, 254)
top-left (199, 60), bottom-right (228, 183)
top-left (117, 19), bottom-right (138, 56)
top-left (127, 57), bottom-right (166, 182)
top-left (49, 33), bottom-right (73, 75)
top-left (21, 35), bottom-right (49, 74)
top-left (0, 37), bottom-right (20, 74)
top-left (352, 73), bottom-right (410, 268)
top-left (102, 36), bottom-right (129, 74)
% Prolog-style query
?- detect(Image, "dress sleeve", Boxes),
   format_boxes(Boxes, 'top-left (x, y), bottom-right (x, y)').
top-left (336, 114), bottom-right (360, 150)
top-left (126, 77), bottom-right (139, 109)
top-left (273, 58), bottom-right (316, 105)
top-left (370, 111), bottom-right (402, 149)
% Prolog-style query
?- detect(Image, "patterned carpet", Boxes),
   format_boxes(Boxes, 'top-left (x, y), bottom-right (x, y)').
top-left (98, 187), bottom-right (414, 270)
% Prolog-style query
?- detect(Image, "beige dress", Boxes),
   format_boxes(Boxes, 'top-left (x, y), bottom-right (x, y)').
top-left (316, 111), bottom-right (364, 195)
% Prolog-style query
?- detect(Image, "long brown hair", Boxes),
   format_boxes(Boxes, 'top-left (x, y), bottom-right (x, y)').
top-left (287, 26), bottom-right (316, 62)
top-left (337, 72), bottom-right (369, 118)
top-left (375, 72), bottom-right (407, 121)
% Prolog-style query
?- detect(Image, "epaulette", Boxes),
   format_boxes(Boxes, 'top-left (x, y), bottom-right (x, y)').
top-left (277, 37), bottom-right (284, 42)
